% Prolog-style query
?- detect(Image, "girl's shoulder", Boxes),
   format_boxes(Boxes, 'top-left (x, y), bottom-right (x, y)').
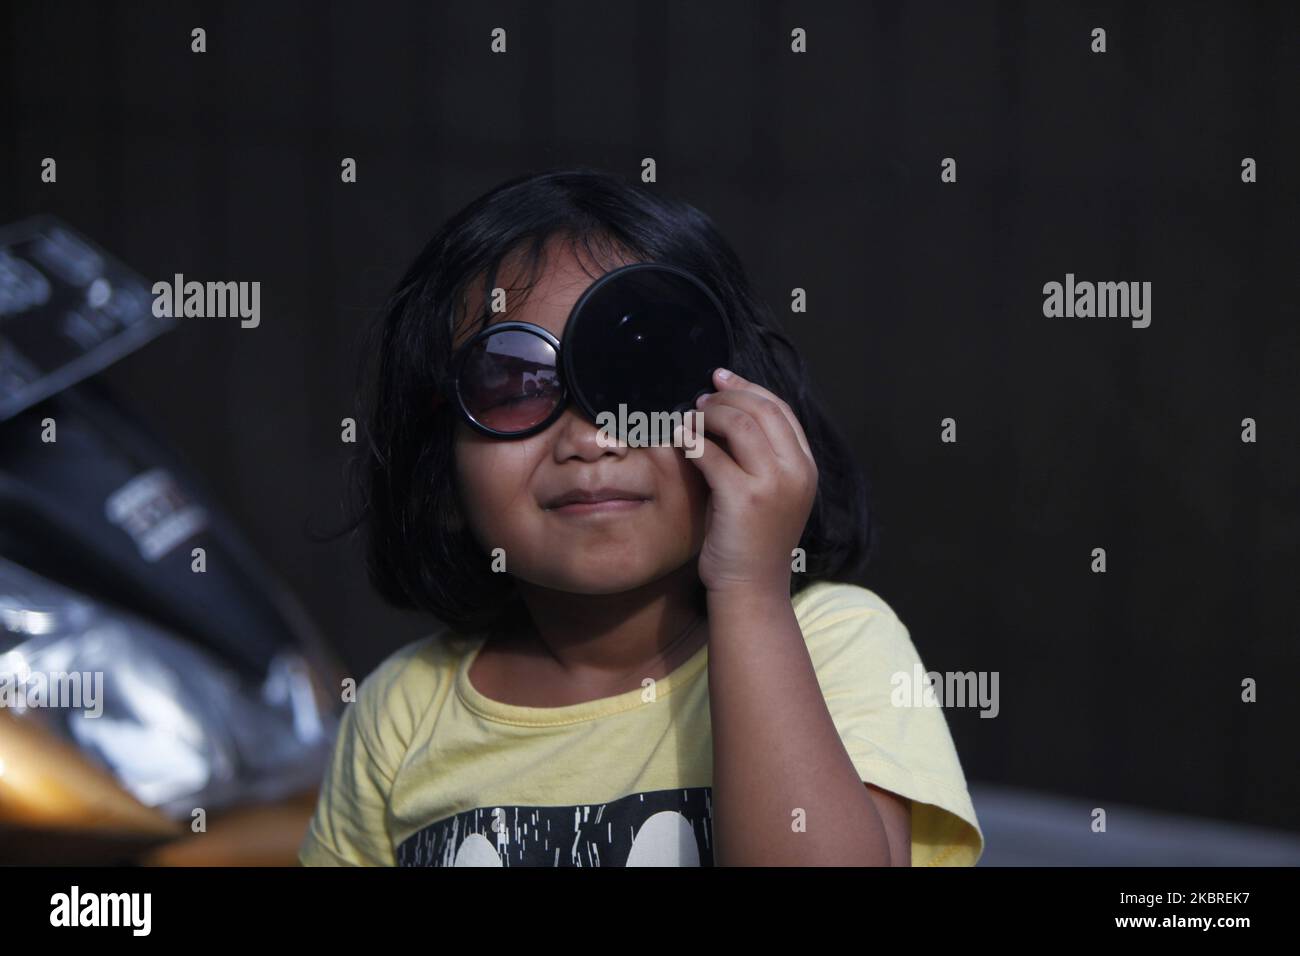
top-left (352, 626), bottom-right (480, 727)
top-left (791, 579), bottom-right (921, 666)
top-left (792, 579), bottom-right (903, 629)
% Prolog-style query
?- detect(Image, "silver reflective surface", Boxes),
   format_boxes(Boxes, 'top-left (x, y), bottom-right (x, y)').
top-left (0, 556), bottom-right (337, 818)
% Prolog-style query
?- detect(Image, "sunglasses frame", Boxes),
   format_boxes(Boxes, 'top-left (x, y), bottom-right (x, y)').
top-left (434, 261), bottom-right (733, 440)
top-left (445, 321), bottom-right (569, 439)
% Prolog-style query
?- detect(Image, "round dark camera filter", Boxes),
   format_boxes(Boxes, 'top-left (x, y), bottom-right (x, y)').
top-left (561, 263), bottom-right (733, 423)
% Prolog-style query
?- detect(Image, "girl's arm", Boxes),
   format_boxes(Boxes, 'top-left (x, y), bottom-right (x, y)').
top-left (684, 368), bottom-right (910, 866)
top-left (706, 585), bottom-right (909, 866)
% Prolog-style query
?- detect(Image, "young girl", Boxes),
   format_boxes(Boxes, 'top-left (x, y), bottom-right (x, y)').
top-left (300, 168), bottom-right (984, 867)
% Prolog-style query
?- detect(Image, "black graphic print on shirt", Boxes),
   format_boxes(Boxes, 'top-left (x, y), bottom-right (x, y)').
top-left (396, 786), bottom-right (714, 867)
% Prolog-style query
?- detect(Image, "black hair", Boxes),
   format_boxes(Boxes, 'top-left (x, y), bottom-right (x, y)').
top-left (322, 166), bottom-right (876, 637)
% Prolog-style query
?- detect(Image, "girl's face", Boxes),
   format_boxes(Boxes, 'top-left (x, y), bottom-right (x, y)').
top-left (452, 244), bottom-right (710, 595)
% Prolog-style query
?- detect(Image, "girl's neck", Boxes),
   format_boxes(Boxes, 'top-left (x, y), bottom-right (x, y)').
top-left (507, 565), bottom-right (708, 682)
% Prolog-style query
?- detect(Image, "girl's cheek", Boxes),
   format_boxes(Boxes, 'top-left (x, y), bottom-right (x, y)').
top-left (453, 431), bottom-right (506, 497)
top-left (451, 442), bottom-right (499, 536)
top-left (659, 445), bottom-right (707, 493)
top-left (652, 448), bottom-right (709, 528)
top-left (458, 439), bottom-right (548, 536)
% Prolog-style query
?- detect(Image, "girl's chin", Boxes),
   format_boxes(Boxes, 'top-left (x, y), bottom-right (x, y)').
top-left (523, 568), bottom-right (672, 596)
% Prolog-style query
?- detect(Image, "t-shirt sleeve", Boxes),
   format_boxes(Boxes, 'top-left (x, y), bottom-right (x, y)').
top-left (298, 650), bottom-right (418, 867)
top-left (800, 586), bottom-right (986, 866)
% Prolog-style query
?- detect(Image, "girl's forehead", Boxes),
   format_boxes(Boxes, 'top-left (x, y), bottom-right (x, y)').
top-left (455, 242), bottom-right (639, 345)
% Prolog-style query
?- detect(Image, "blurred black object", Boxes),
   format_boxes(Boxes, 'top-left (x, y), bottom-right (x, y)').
top-left (0, 215), bottom-right (174, 422)
top-left (0, 217), bottom-right (341, 839)
top-left (0, 377), bottom-right (340, 686)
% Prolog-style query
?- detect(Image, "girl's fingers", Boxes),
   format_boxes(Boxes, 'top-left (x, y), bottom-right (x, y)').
top-left (711, 368), bottom-right (813, 462)
top-left (702, 372), bottom-right (811, 467)
top-left (690, 403), bottom-right (775, 479)
top-left (677, 415), bottom-right (746, 488)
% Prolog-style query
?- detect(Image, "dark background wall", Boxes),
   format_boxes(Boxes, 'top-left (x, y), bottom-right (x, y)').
top-left (3, 1), bottom-right (1296, 831)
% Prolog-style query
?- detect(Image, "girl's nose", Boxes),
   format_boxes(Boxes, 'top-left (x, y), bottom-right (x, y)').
top-left (550, 404), bottom-right (629, 461)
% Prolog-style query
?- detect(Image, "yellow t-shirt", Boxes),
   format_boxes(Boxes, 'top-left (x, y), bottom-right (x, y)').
top-left (299, 580), bottom-right (985, 867)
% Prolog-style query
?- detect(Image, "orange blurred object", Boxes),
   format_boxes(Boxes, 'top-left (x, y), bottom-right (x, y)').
top-left (140, 789), bottom-right (319, 866)
top-left (0, 709), bottom-right (180, 863)
top-left (0, 710), bottom-right (320, 865)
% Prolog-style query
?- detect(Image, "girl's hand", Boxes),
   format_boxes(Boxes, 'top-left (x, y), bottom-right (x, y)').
top-left (678, 367), bottom-right (818, 596)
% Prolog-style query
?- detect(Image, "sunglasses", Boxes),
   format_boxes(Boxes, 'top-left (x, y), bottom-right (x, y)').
top-left (434, 262), bottom-right (734, 439)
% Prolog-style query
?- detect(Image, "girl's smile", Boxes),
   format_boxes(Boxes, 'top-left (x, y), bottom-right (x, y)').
top-left (542, 484), bottom-right (652, 513)
top-left (546, 497), bottom-right (649, 516)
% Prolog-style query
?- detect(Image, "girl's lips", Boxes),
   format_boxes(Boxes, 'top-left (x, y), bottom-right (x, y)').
top-left (548, 498), bottom-right (647, 515)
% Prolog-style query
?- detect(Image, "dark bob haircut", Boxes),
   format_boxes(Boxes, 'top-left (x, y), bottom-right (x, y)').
top-left (330, 166), bottom-right (876, 637)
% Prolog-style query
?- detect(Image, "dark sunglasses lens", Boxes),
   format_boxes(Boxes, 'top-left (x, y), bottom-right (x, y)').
top-left (459, 329), bottom-right (561, 433)
top-left (565, 267), bottom-right (731, 419)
